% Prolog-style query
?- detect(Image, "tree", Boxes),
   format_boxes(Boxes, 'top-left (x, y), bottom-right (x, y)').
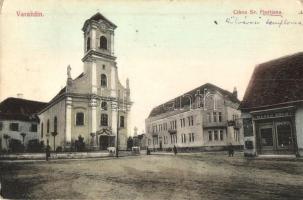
top-left (127, 137), bottom-right (134, 150)
top-left (51, 131), bottom-right (58, 152)
top-left (75, 135), bottom-right (85, 152)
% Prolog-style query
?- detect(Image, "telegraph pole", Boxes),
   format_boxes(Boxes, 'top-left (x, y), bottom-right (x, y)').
top-left (115, 90), bottom-right (120, 158)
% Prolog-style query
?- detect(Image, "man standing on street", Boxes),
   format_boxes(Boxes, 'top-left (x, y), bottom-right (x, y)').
top-left (173, 145), bottom-right (177, 155)
top-left (46, 142), bottom-right (51, 161)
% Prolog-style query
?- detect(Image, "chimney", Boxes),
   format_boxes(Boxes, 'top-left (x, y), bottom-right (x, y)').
top-left (232, 87), bottom-right (238, 98)
top-left (17, 93), bottom-right (24, 99)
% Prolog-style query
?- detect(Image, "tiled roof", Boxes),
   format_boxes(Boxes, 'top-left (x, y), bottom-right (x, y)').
top-left (148, 83), bottom-right (240, 118)
top-left (0, 97), bottom-right (47, 122)
top-left (240, 52), bottom-right (303, 111)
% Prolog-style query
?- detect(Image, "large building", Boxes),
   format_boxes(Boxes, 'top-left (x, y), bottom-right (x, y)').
top-left (145, 83), bottom-right (243, 151)
top-left (38, 13), bottom-right (132, 151)
top-left (240, 52), bottom-right (303, 157)
top-left (0, 97), bottom-right (47, 151)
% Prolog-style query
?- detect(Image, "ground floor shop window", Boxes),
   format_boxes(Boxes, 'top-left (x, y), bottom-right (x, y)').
top-left (276, 122), bottom-right (292, 148)
top-left (260, 128), bottom-right (273, 146)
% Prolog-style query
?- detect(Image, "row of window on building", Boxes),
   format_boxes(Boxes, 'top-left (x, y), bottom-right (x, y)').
top-left (75, 112), bottom-right (125, 127)
top-left (40, 114), bottom-right (125, 138)
top-left (207, 112), bottom-right (223, 123)
top-left (208, 130), bottom-right (224, 141)
top-left (0, 122), bottom-right (37, 132)
top-left (151, 115), bottom-right (195, 133)
top-left (150, 132), bottom-right (196, 146)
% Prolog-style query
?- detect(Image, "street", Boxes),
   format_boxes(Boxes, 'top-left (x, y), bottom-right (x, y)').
top-left (0, 152), bottom-right (303, 199)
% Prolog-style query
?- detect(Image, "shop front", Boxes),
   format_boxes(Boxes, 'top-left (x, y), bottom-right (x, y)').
top-left (243, 106), bottom-right (298, 156)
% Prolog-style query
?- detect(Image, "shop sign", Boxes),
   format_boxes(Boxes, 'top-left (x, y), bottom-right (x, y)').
top-left (253, 111), bottom-right (293, 120)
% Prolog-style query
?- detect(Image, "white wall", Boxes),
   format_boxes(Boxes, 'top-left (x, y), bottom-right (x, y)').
top-left (0, 120), bottom-right (39, 150)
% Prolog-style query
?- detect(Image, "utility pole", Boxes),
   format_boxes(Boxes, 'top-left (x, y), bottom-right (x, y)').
top-left (116, 89), bottom-right (120, 158)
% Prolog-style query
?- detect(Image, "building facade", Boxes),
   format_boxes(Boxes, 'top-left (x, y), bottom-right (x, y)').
top-left (145, 83), bottom-right (243, 151)
top-left (240, 53), bottom-right (303, 157)
top-left (0, 98), bottom-right (47, 151)
top-left (38, 13), bottom-right (131, 151)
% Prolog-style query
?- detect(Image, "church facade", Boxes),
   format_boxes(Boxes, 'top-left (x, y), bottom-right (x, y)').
top-left (38, 13), bottom-right (131, 151)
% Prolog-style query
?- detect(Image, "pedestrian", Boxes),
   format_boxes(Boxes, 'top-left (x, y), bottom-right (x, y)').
top-left (46, 143), bottom-right (51, 161)
top-left (228, 143), bottom-right (234, 157)
top-left (173, 145), bottom-right (177, 155)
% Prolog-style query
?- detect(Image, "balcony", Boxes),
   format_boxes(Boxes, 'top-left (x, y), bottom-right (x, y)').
top-left (203, 121), bottom-right (227, 128)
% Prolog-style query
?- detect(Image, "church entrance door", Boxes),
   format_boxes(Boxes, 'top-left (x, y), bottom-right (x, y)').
top-left (99, 135), bottom-right (109, 150)
top-left (99, 135), bottom-right (115, 150)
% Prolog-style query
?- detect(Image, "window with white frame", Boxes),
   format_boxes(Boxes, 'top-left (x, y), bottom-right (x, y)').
top-left (76, 112), bottom-right (84, 126)
top-left (30, 124), bottom-right (37, 132)
top-left (189, 133), bottom-right (195, 142)
top-left (10, 123), bottom-right (19, 131)
top-left (101, 101), bottom-right (107, 110)
top-left (214, 130), bottom-right (218, 140)
top-left (218, 112), bottom-right (222, 122)
top-left (181, 134), bottom-right (187, 143)
top-left (101, 114), bottom-right (108, 126)
top-left (213, 112), bottom-right (217, 122)
top-left (219, 130), bottom-right (224, 141)
top-left (208, 131), bottom-right (212, 141)
top-left (101, 74), bottom-right (107, 87)
top-left (207, 113), bottom-right (211, 123)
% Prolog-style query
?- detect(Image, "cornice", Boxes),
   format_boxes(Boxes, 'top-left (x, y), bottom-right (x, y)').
top-left (82, 50), bottom-right (117, 63)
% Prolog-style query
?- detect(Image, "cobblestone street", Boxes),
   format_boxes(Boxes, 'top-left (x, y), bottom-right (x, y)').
top-left (1, 152), bottom-right (303, 199)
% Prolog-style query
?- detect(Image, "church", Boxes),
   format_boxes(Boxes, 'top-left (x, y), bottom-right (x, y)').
top-left (38, 13), bottom-right (132, 151)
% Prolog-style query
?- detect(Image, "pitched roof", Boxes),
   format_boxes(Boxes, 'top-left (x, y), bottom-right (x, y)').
top-left (240, 52), bottom-right (303, 111)
top-left (148, 83), bottom-right (240, 118)
top-left (0, 97), bottom-right (47, 122)
top-left (82, 12), bottom-right (117, 31)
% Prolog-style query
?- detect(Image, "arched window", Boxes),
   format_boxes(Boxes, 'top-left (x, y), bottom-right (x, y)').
top-left (41, 123), bottom-right (44, 138)
top-left (120, 116), bottom-right (125, 128)
top-left (47, 119), bottom-right (50, 133)
top-left (86, 37), bottom-right (91, 51)
top-left (101, 101), bottom-right (107, 111)
top-left (54, 116), bottom-right (57, 132)
top-left (101, 74), bottom-right (107, 87)
top-left (101, 114), bottom-right (108, 126)
top-left (76, 112), bottom-right (84, 126)
top-left (100, 36), bottom-right (107, 49)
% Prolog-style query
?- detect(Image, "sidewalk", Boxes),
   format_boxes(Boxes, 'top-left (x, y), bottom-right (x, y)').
top-left (0, 151), bottom-right (142, 162)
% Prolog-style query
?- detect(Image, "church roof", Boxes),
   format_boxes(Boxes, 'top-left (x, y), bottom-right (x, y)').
top-left (82, 12), bottom-right (117, 31)
top-left (0, 97), bottom-right (47, 122)
top-left (148, 83), bottom-right (240, 118)
top-left (240, 52), bottom-right (303, 111)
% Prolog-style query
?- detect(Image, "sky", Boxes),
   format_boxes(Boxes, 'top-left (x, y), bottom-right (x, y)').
top-left (1, 0), bottom-right (303, 135)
